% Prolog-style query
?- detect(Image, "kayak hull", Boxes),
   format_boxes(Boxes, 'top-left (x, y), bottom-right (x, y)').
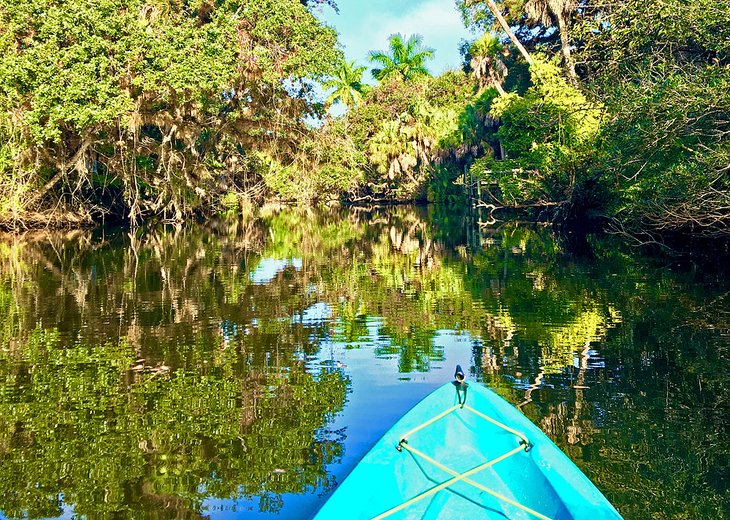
top-left (314, 382), bottom-right (622, 520)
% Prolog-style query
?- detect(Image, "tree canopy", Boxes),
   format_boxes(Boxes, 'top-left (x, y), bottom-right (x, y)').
top-left (322, 60), bottom-right (368, 108)
top-left (369, 34), bottom-right (435, 82)
top-left (0, 0), bottom-right (728, 241)
top-left (0, 0), bottom-right (340, 225)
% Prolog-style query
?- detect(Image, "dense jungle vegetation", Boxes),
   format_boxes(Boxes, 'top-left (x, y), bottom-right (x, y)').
top-left (0, 0), bottom-right (728, 240)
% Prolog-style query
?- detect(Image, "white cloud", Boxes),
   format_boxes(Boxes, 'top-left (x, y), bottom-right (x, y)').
top-left (378, 0), bottom-right (467, 44)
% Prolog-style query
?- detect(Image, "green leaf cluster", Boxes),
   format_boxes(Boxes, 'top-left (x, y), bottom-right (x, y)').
top-left (0, 0), bottom-right (341, 225)
top-left (576, 0), bottom-right (730, 236)
top-left (369, 33), bottom-right (434, 82)
top-left (468, 57), bottom-right (605, 212)
top-left (314, 71), bottom-right (478, 202)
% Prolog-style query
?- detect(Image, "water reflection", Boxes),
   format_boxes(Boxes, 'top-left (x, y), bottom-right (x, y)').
top-left (0, 206), bottom-right (727, 519)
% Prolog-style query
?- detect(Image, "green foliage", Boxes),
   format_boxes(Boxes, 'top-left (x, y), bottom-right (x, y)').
top-left (0, 0), bottom-right (233, 143)
top-left (490, 59), bottom-right (602, 154)
top-left (470, 33), bottom-right (503, 58)
top-left (0, 0), bottom-right (727, 240)
top-left (0, 0), bottom-right (341, 225)
top-left (427, 164), bottom-right (464, 204)
top-left (219, 191), bottom-right (240, 215)
top-left (254, 120), bottom-right (365, 203)
top-left (456, 0), bottom-right (498, 31)
top-left (456, 88), bottom-right (499, 150)
top-left (469, 58), bottom-right (605, 213)
top-left (322, 60), bottom-right (368, 108)
top-left (576, 0), bottom-right (730, 236)
top-left (325, 71), bottom-right (479, 202)
top-left (369, 33), bottom-right (435, 82)
top-left (257, 153), bottom-right (308, 201)
top-left (0, 114), bottom-right (31, 221)
top-left (365, 94), bottom-right (461, 199)
top-left (453, 0), bottom-right (730, 236)
top-left (467, 33), bottom-right (510, 95)
top-left (426, 70), bottom-right (475, 109)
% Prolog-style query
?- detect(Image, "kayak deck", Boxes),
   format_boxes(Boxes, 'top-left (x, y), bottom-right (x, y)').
top-left (314, 382), bottom-right (622, 520)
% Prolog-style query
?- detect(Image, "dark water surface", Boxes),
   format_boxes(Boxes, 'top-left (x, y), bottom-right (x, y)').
top-left (0, 206), bottom-right (727, 519)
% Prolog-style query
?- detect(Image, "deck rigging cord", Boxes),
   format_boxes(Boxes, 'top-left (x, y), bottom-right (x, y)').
top-left (372, 377), bottom-right (553, 520)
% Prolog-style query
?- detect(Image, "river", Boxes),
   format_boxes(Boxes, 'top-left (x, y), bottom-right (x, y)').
top-left (0, 206), bottom-right (727, 519)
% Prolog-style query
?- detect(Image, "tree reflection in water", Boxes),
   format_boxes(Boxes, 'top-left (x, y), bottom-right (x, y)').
top-left (0, 205), bottom-right (727, 519)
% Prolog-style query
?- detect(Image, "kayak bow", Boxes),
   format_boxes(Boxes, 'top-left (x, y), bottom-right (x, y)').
top-left (314, 379), bottom-right (622, 519)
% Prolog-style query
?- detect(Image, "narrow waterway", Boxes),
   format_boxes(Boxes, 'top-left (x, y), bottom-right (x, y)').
top-left (0, 206), bottom-right (727, 519)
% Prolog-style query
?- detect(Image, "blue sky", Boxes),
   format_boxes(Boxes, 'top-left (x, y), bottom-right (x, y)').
top-left (315, 0), bottom-right (474, 81)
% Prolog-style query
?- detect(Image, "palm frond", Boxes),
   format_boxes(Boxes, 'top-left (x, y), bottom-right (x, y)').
top-left (369, 33), bottom-right (434, 82)
top-left (369, 51), bottom-right (396, 69)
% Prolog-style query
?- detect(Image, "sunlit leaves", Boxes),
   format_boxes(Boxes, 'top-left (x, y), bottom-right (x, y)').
top-left (0, 0), bottom-right (342, 225)
top-left (369, 33), bottom-right (434, 83)
top-left (577, 0), bottom-right (730, 237)
top-left (321, 60), bottom-right (368, 109)
top-left (471, 57), bottom-right (604, 208)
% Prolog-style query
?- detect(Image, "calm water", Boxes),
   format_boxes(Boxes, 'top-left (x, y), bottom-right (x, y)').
top-left (0, 206), bottom-right (727, 519)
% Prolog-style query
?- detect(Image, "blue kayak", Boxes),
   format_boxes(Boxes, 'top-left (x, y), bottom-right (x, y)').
top-left (314, 378), bottom-right (622, 519)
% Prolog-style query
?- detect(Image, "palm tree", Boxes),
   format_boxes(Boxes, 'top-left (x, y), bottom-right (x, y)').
top-left (322, 60), bottom-right (368, 109)
top-left (525, 0), bottom-right (578, 81)
top-left (469, 34), bottom-right (508, 96)
top-left (369, 34), bottom-right (434, 82)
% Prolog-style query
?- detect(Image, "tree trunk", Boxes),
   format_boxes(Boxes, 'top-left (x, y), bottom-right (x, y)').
top-left (26, 138), bottom-right (93, 207)
top-left (556, 12), bottom-right (578, 83)
top-left (490, 74), bottom-right (507, 96)
top-left (480, 0), bottom-right (533, 65)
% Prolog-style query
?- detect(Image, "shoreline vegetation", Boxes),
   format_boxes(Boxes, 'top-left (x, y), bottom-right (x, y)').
top-left (0, 0), bottom-right (728, 244)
